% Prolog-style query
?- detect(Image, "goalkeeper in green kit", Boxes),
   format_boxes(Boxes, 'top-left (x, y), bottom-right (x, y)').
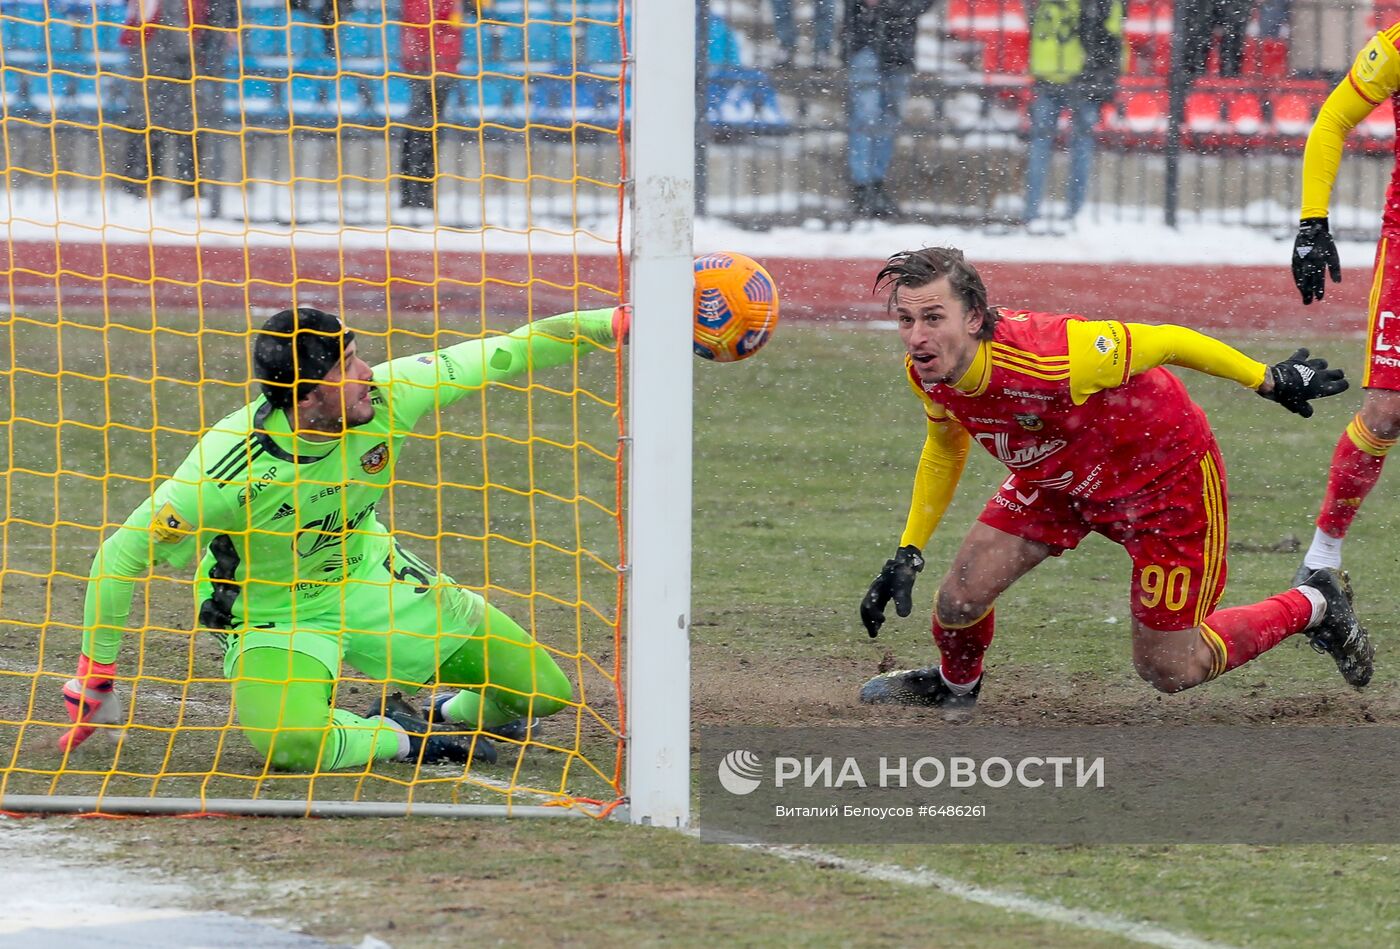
top-left (60, 304), bottom-right (628, 770)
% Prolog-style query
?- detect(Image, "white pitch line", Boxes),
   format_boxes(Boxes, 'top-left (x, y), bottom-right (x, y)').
top-left (751, 845), bottom-right (1239, 949)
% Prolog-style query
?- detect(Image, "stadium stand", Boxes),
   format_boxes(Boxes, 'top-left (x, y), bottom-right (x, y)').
top-left (0, 0), bottom-right (788, 135)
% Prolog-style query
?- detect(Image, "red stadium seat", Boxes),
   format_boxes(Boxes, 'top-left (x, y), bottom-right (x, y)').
top-left (1225, 92), bottom-right (1264, 135)
top-left (980, 30), bottom-right (1028, 74)
top-left (947, 0), bottom-right (1025, 35)
top-left (1123, 90), bottom-right (1168, 133)
top-left (1185, 91), bottom-right (1224, 133)
top-left (1271, 93), bottom-right (1313, 137)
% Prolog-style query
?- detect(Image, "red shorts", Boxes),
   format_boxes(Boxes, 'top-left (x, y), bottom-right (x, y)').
top-left (976, 445), bottom-right (1229, 631)
top-left (1363, 232), bottom-right (1400, 390)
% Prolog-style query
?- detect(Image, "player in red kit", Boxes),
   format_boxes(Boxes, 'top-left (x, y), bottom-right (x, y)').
top-left (858, 247), bottom-right (1371, 716)
top-left (1288, 23), bottom-right (1400, 580)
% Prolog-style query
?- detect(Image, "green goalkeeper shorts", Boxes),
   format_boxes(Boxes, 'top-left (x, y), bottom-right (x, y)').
top-left (221, 541), bottom-right (487, 688)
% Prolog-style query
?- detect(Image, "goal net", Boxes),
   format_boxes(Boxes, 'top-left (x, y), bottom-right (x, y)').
top-left (0, 0), bottom-right (686, 820)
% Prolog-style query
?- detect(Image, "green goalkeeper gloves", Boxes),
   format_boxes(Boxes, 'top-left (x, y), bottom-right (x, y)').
top-left (860, 545), bottom-right (924, 638)
top-left (1258, 348), bottom-right (1348, 418)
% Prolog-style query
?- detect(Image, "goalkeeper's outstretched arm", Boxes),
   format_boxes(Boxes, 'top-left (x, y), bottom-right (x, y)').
top-left (64, 474), bottom-right (228, 752)
top-left (374, 307), bottom-right (627, 431)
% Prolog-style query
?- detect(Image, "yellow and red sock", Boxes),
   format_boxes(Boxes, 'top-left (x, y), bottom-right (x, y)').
top-left (1197, 590), bottom-right (1313, 680)
top-left (1317, 414), bottom-right (1395, 537)
top-left (932, 608), bottom-right (994, 685)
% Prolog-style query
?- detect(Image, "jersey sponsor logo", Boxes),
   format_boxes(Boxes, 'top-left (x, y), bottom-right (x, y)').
top-left (360, 442), bottom-right (390, 474)
top-left (236, 466), bottom-right (279, 507)
top-left (974, 432), bottom-right (1068, 469)
top-left (964, 415), bottom-right (1004, 426)
top-left (1000, 475), bottom-right (1040, 507)
top-left (1373, 311), bottom-right (1400, 355)
top-left (1001, 387), bottom-right (1056, 402)
top-left (416, 354), bottom-right (436, 364)
top-left (1014, 412), bottom-right (1043, 431)
top-left (1094, 335), bottom-right (1114, 354)
top-left (1029, 470), bottom-right (1075, 490)
top-left (151, 502), bottom-right (194, 543)
top-left (295, 503), bottom-right (376, 558)
top-left (272, 502), bottom-right (296, 520)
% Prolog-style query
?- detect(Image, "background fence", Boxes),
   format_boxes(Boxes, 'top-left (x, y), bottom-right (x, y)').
top-left (2, 0), bottom-right (1396, 237)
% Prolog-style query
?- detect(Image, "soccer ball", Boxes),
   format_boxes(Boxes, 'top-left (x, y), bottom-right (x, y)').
top-left (693, 252), bottom-right (780, 362)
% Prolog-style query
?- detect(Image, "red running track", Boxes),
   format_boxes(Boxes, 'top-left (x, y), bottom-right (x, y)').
top-left (0, 242), bottom-right (1371, 334)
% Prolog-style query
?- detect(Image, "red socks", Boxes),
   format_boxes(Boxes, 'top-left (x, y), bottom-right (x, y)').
top-left (1317, 414), bottom-right (1394, 537)
top-left (1198, 590), bottom-right (1314, 679)
top-left (933, 609), bottom-right (995, 685)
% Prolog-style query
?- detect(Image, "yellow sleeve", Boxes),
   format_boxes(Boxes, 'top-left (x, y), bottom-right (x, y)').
top-left (1067, 320), bottom-right (1267, 405)
top-left (898, 417), bottom-right (970, 550)
top-left (1301, 29), bottom-right (1400, 218)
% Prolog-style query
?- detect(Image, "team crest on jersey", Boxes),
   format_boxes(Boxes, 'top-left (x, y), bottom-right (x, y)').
top-left (1014, 412), bottom-right (1044, 431)
top-left (151, 502), bottom-right (193, 543)
top-left (360, 442), bottom-right (390, 474)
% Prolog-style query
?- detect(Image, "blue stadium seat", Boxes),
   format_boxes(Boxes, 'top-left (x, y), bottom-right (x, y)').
top-left (243, 25), bottom-right (291, 59)
top-left (447, 78), bottom-right (480, 125)
top-left (525, 22), bottom-right (573, 65)
top-left (1, 66), bottom-right (35, 115)
top-left (289, 74), bottom-right (338, 126)
top-left (338, 74), bottom-right (385, 127)
top-left (337, 22), bottom-right (385, 61)
top-left (245, 0), bottom-right (290, 27)
top-left (581, 22), bottom-right (621, 65)
top-left (290, 18), bottom-right (334, 60)
top-left (1, 15), bottom-right (48, 68)
top-left (482, 70), bottom-right (526, 128)
top-left (50, 73), bottom-right (98, 120)
top-left (236, 76), bottom-right (289, 129)
top-left (483, 23), bottom-right (525, 63)
top-left (488, 0), bottom-right (527, 24)
top-left (708, 16), bottom-right (743, 67)
top-left (706, 68), bottom-right (790, 134)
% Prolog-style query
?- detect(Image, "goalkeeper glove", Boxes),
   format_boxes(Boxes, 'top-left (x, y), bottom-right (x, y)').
top-left (611, 304), bottom-right (631, 345)
top-left (1259, 348), bottom-right (1348, 418)
top-left (860, 545), bottom-right (924, 638)
top-left (1292, 217), bottom-right (1341, 305)
top-left (58, 654), bottom-right (122, 753)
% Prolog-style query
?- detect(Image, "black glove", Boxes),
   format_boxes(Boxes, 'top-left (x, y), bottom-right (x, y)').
top-left (1292, 217), bottom-right (1341, 305)
top-left (1259, 348), bottom-right (1348, 418)
top-left (859, 545), bottom-right (924, 638)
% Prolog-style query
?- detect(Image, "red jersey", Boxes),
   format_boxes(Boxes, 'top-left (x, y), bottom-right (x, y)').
top-left (907, 311), bottom-right (1215, 503)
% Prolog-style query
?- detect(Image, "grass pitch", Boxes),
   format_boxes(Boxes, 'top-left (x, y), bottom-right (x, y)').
top-left (4, 320), bottom-right (1399, 947)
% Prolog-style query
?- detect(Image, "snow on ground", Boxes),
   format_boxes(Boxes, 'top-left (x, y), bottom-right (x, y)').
top-left (0, 820), bottom-right (352, 948)
top-left (1, 186), bottom-right (1378, 267)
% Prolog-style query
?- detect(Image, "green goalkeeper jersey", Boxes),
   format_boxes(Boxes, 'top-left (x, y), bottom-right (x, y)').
top-left (81, 309), bottom-right (617, 664)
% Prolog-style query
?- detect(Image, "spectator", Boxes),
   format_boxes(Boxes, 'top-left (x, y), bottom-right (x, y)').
top-left (1021, 0), bottom-right (1123, 232)
top-left (1183, 0), bottom-right (1256, 77)
top-left (1258, 0), bottom-right (1291, 39)
top-left (845, 0), bottom-right (935, 219)
top-left (399, 0), bottom-right (474, 210)
top-left (113, 0), bottom-right (230, 199)
top-left (771, 0), bottom-right (839, 67)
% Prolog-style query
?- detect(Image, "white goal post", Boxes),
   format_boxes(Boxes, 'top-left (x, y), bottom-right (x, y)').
top-left (624, 0), bottom-right (697, 829)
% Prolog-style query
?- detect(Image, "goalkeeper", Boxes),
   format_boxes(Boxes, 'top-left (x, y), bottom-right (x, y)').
top-left (858, 247), bottom-right (1372, 717)
top-left (60, 304), bottom-right (628, 770)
